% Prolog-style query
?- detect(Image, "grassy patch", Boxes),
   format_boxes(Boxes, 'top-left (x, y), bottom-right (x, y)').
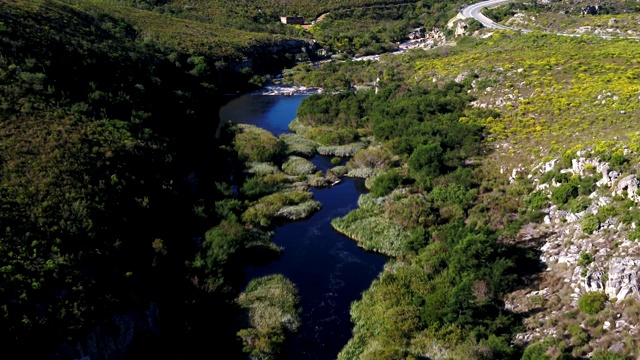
top-left (280, 133), bottom-right (318, 157)
top-left (237, 274), bottom-right (300, 359)
top-left (234, 124), bottom-right (284, 163)
top-left (242, 190), bottom-right (318, 227)
top-left (282, 156), bottom-right (317, 176)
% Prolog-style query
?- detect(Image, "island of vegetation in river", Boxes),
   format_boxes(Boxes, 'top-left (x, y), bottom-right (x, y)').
top-left (4, 0), bottom-right (640, 358)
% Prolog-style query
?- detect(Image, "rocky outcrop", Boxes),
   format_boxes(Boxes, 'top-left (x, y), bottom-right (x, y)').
top-left (568, 157), bottom-right (605, 176)
top-left (447, 13), bottom-right (465, 29)
top-left (506, 150), bottom-right (640, 352)
top-left (407, 27), bottom-right (426, 40)
top-left (596, 164), bottom-right (622, 187)
top-left (455, 21), bottom-right (468, 37)
top-left (606, 258), bottom-right (640, 301)
top-left (584, 270), bottom-right (605, 292)
top-left (613, 174), bottom-right (639, 201)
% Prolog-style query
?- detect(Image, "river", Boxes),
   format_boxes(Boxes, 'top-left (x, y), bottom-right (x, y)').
top-left (219, 94), bottom-right (387, 360)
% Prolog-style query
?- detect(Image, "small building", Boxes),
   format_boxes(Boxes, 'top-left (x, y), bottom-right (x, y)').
top-left (280, 16), bottom-right (304, 25)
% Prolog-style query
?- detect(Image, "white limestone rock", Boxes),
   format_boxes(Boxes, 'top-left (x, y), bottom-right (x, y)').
top-left (606, 258), bottom-right (640, 301)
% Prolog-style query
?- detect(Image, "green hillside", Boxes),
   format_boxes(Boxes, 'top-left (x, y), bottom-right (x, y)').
top-left (5, 0), bottom-right (640, 358)
top-left (1, 0), bottom-right (445, 356)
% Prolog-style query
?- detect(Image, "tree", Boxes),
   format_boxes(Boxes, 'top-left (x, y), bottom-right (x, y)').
top-left (408, 143), bottom-right (443, 179)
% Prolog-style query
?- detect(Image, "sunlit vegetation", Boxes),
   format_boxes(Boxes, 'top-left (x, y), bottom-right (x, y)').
top-left (163, 0), bottom-right (427, 27)
top-left (233, 124), bottom-right (285, 163)
top-left (242, 191), bottom-right (321, 227)
top-left (288, 28), bottom-right (640, 167)
top-left (282, 156), bottom-right (317, 175)
top-left (308, 0), bottom-right (460, 55)
top-left (8, 0), bottom-right (640, 356)
top-left (487, 0), bottom-right (640, 36)
top-left (410, 32), bottom-right (640, 163)
top-left (237, 274), bottom-right (300, 360)
top-left (293, 81), bottom-right (540, 357)
top-left (279, 133), bottom-right (318, 157)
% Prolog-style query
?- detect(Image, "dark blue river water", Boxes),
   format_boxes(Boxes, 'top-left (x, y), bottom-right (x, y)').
top-left (220, 94), bottom-right (386, 360)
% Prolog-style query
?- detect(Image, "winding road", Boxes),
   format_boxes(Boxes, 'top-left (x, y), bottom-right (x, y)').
top-left (460, 0), bottom-right (515, 30)
top-left (460, 0), bottom-right (640, 40)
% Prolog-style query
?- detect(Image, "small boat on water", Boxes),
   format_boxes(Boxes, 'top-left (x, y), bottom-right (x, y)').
top-left (330, 180), bottom-right (341, 187)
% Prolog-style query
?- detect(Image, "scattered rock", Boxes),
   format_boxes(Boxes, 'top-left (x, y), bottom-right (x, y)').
top-left (608, 342), bottom-right (625, 354)
top-left (606, 258), bottom-right (640, 301)
top-left (455, 71), bottom-right (471, 83)
top-left (613, 175), bottom-right (639, 201)
top-left (584, 270), bottom-right (605, 292)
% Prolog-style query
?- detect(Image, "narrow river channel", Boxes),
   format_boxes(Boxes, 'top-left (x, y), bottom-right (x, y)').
top-left (219, 94), bottom-right (387, 360)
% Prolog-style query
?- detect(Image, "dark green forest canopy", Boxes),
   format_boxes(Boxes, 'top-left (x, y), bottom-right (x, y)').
top-left (297, 82), bottom-right (483, 167)
top-left (132, 0), bottom-right (429, 26)
top-left (0, 0), bottom-right (243, 355)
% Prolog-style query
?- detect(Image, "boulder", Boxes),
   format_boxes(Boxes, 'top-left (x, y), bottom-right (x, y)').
top-left (541, 159), bottom-right (557, 173)
top-left (584, 270), bottom-right (605, 292)
top-left (407, 27), bottom-right (426, 40)
top-left (613, 175), bottom-right (639, 201)
top-left (455, 22), bottom-right (468, 37)
top-left (606, 258), bottom-right (640, 301)
top-left (454, 70), bottom-right (471, 83)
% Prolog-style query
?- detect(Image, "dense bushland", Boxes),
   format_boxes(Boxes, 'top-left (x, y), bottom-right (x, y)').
top-left (296, 83), bottom-right (541, 358)
top-left (0, 0), bottom-right (306, 357)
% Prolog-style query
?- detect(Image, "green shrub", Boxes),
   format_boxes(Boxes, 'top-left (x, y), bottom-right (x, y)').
top-left (574, 176), bottom-right (597, 196)
top-left (567, 323), bottom-right (590, 346)
top-left (370, 169), bottom-right (402, 197)
top-left (581, 214), bottom-right (600, 235)
top-left (237, 274), bottom-right (300, 359)
top-left (521, 342), bottom-right (551, 360)
top-left (577, 251), bottom-right (594, 267)
top-left (306, 126), bottom-right (357, 146)
top-left (233, 124), bottom-right (284, 163)
top-left (408, 143), bottom-right (443, 179)
top-left (282, 156), bottom-right (317, 176)
top-left (525, 191), bottom-right (548, 210)
top-left (280, 133), bottom-right (318, 157)
top-left (568, 197), bottom-right (591, 213)
top-left (551, 182), bottom-right (578, 205)
top-left (578, 291), bottom-right (607, 314)
top-left (592, 350), bottom-right (628, 360)
top-left (609, 153), bottom-right (629, 167)
top-left (584, 316), bottom-right (599, 328)
top-left (241, 173), bottom-right (287, 199)
top-left (526, 210), bottom-right (546, 223)
top-left (330, 157), bottom-right (341, 165)
top-left (540, 170), bottom-right (569, 185)
top-left (596, 205), bottom-right (618, 223)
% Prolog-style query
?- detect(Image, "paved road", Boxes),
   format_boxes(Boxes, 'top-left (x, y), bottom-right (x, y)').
top-left (460, 0), bottom-right (515, 30)
top-left (460, 0), bottom-right (640, 40)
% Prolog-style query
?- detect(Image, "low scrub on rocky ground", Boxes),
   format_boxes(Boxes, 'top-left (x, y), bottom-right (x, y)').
top-left (501, 147), bottom-right (640, 358)
top-left (485, 0), bottom-right (640, 38)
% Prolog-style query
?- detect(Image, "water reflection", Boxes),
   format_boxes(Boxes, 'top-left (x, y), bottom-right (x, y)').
top-left (220, 94), bottom-right (386, 360)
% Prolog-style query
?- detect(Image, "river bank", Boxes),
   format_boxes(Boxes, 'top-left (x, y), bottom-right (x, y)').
top-left (220, 93), bottom-right (387, 359)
